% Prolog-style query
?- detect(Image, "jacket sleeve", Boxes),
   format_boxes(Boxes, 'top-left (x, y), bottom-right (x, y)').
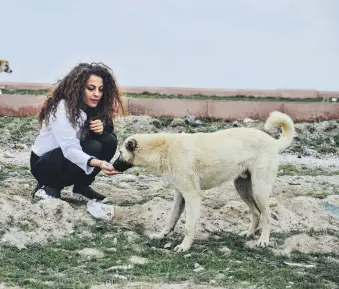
top-left (49, 100), bottom-right (95, 175)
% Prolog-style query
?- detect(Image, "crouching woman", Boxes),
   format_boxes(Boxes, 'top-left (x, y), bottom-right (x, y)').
top-left (30, 62), bottom-right (124, 201)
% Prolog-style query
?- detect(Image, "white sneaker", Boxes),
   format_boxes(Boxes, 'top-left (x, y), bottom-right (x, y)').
top-left (33, 186), bottom-right (61, 199)
top-left (34, 188), bottom-right (54, 199)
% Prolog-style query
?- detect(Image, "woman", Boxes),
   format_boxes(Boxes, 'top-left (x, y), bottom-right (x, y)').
top-left (30, 62), bottom-right (124, 201)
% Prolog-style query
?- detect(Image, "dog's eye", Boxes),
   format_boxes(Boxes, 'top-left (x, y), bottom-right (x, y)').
top-left (126, 139), bottom-right (137, 152)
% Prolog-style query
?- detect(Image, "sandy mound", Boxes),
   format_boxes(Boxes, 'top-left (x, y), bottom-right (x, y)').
top-left (276, 233), bottom-right (339, 256)
top-left (0, 195), bottom-right (95, 249)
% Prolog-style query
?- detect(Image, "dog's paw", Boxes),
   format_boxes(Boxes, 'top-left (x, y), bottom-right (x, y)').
top-left (173, 243), bottom-right (191, 253)
top-left (256, 238), bottom-right (269, 248)
top-left (148, 232), bottom-right (166, 240)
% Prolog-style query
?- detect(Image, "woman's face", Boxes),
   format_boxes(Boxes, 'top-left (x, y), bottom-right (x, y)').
top-left (83, 74), bottom-right (103, 108)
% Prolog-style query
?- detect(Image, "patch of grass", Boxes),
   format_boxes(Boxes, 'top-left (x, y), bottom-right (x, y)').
top-left (0, 116), bottom-right (38, 145)
top-left (1, 89), bottom-right (49, 95)
top-left (1, 227), bottom-right (338, 289)
top-left (4, 89), bottom-right (339, 103)
top-left (126, 92), bottom-right (334, 103)
top-left (278, 164), bottom-right (339, 176)
top-left (324, 123), bottom-right (338, 132)
top-left (0, 163), bottom-right (31, 182)
top-left (152, 117), bottom-right (174, 128)
top-left (305, 191), bottom-right (334, 199)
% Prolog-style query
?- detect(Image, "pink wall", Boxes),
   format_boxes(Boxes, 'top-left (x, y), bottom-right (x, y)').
top-left (0, 93), bottom-right (338, 122)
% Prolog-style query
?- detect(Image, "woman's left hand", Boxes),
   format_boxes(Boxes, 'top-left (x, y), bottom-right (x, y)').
top-left (90, 119), bottom-right (104, 135)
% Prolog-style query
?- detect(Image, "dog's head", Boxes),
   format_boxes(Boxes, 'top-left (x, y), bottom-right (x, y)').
top-left (0, 60), bottom-right (13, 73)
top-left (113, 135), bottom-right (139, 172)
top-left (113, 133), bottom-right (168, 172)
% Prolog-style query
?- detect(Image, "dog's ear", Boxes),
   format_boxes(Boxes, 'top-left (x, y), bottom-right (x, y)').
top-left (126, 139), bottom-right (137, 152)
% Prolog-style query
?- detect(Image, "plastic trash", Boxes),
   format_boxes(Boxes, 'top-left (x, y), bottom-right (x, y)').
top-left (87, 199), bottom-right (115, 221)
top-left (324, 201), bottom-right (339, 217)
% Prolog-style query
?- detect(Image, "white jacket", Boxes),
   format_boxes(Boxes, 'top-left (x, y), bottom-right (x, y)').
top-left (31, 99), bottom-right (95, 175)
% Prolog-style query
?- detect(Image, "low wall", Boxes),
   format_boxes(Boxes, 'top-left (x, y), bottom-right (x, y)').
top-left (1, 82), bottom-right (339, 99)
top-left (0, 93), bottom-right (338, 122)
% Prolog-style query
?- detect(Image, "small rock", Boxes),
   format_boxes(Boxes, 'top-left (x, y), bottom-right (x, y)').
top-left (170, 118), bottom-right (186, 127)
top-left (152, 119), bottom-right (162, 128)
top-left (271, 211), bottom-right (279, 221)
top-left (216, 273), bottom-right (226, 279)
top-left (105, 264), bottom-right (133, 271)
top-left (164, 242), bottom-right (172, 249)
top-left (283, 262), bottom-right (316, 268)
top-left (129, 256), bottom-right (148, 265)
top-left (331, 98), bottom-right (337, 102)
top-left (184, 253), bottom-right (192, 258)
top-left (77, 248), bottom-right (105, 259)
top-left (105, 248), bottom-right (117, 252)
top-left (124, 231), bottom-right (139, 243)
top-left (193, 262), bottom-right (204, 272)
top-left (13, 143), bottom-right (28, 150)
top-left (193, 120), bottom-right (204, 127)
top-left (183, 114), bottom-right (196, 125)
top-left (269, 198), bottom-right (278, 207)
top-left (218, 246), bottom-right (232, 254)
top-left (243, 117), bottom-right (255, 123)
top-left (194, 263), bottom-right (201, 268)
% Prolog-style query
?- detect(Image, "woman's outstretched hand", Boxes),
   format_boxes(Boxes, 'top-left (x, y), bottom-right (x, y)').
top-left (100, 161), bottom-right (121, 176)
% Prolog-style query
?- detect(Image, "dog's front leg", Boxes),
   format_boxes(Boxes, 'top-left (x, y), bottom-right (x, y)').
top-left (149, 190), bottom-right (185, 240)
top-left (174, 191), bottom-right (201, 253)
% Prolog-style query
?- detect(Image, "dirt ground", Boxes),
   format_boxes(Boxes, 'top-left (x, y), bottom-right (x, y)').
top-left (0, 114), bottom-right (338, 288)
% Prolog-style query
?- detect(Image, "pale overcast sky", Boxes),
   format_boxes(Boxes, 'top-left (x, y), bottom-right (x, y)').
top-left (1, 0), bottom-right (339, 90)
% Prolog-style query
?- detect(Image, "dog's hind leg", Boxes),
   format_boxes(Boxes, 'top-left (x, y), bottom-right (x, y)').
top-left (149, 190), bottom-right (185, 240)
top-left (234, 172), bottom-right (261, 239)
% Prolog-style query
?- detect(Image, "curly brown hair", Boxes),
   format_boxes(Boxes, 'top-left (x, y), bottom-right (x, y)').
top-left (38, 62), bottom-right (125, 131)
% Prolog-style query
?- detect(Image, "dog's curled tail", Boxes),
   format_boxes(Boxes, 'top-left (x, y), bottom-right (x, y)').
top-left (264, 111), bottom-right (295, 152)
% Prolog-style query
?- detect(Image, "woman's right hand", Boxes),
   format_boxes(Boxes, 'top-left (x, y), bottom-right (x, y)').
top-left (100, 161), bottom-right (121, 176)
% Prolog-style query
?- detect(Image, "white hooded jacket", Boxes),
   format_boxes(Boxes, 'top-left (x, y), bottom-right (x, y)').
top-left (31, 99), bottom-right (95, 175)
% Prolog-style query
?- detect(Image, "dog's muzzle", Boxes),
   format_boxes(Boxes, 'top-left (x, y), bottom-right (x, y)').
top-left (5, 68), bottom-right (12, 73)
top-left (113, 157), bottom-right (134, 172)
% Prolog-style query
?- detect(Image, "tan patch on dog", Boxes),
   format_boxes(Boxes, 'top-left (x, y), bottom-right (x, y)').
top-left (149, 139), bottom-right (168, 149)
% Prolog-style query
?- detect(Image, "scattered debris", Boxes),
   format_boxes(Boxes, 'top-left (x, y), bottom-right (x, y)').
top-left (283, 262), bottom-right (316, 268)
top-left (87, 200), bottom-right (115, 221)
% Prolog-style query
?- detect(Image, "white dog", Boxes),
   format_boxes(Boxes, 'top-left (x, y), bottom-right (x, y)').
top-left (113, 111), bottom-right (295, 252)
top-left (0, 59), bottom-right (13, 94)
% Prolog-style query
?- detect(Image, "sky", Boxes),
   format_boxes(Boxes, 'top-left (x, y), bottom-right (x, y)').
top-left (1, 0), bottom-right (339, 90)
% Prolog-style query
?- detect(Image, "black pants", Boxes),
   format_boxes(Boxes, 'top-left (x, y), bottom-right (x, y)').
top-left (30, 133), bottom-right (117, 190)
